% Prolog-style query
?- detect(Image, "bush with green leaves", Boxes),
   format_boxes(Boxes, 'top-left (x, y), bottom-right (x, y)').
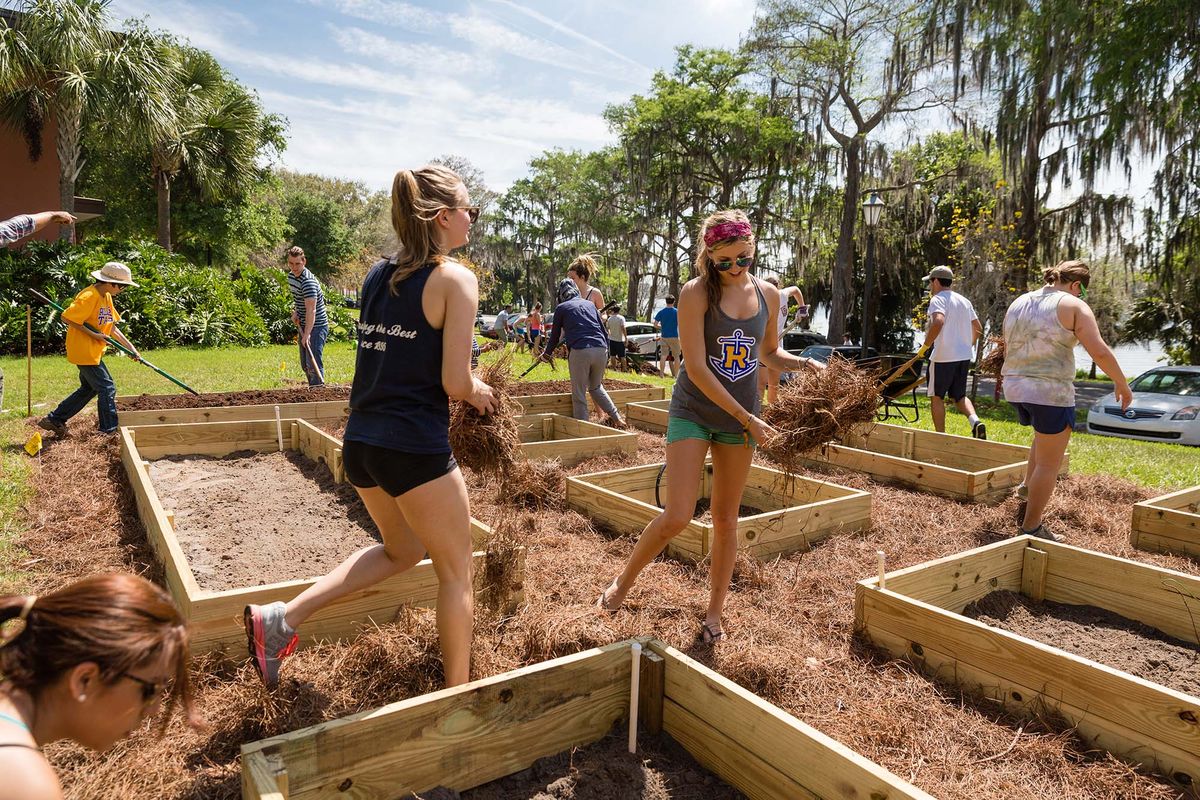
top-left (0, 238), bottom-right (352, 354)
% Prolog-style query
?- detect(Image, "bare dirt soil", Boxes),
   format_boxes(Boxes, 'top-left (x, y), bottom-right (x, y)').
top-left (116, 379), bottom-right (648, 411)
top-left (148, 451), bottom-right (378, 591)
top-left (964, 590), bottom-right (1200, 697)
top-left (11, 416), bottom-right (1198, 799)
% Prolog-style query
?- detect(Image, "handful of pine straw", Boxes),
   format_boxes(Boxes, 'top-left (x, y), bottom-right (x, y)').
top-left (761, 357), bottom-right (881, 475)
top-left (450, 353), bottom-right (521, 473)
top-left (499, 458), bottom-right (566, 510)
top-left (978, 335), bottom-right (1006, 377)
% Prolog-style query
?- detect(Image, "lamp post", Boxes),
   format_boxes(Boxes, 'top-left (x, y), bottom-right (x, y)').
top-left (860, 192), bottom-right (885, 358)
top-left (522, 245), bottom-right (535, 309)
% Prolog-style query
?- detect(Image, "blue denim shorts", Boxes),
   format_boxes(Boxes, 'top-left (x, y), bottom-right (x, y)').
top-left (1009, 401), bottom-right (1075, 434)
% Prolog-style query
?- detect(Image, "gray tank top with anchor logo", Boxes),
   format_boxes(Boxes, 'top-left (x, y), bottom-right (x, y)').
top-left (669, 280), bottom-right (769, 433)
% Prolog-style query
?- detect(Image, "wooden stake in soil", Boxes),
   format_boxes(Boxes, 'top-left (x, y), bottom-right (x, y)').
top-left (26, 304), bottom-right (32, 417)
top-left (274, 405), bottom-right (283, 452)
top-left (877, 550), bottom-right (886, 590)
top-left (628, 642), bottom-right (642, 753)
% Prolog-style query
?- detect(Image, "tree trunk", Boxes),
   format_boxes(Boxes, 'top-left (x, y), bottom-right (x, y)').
top-left (828, 141), bottom-right (861, 345)
top-left (1089, 361), bottom-right (1097, 380)
top-left (56, 101), bottom-right (84, 243)
top-left (1015, 72), bottom-right (1050, 293)
top-left (156, 169), bottom-right (173, 251)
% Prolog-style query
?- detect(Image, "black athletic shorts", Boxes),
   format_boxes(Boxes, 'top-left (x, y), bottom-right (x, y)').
top-left (927, 359), bottom-right (970, 401)
top-left (609, 340), bottom-right (627, 358)
top-left (342, 439), bottom-right (458, 497)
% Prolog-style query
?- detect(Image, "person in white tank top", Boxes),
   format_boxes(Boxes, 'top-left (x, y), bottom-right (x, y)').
top-left (759, 275), bottom-right (806, 404)
top-left (1001, 260), bottom-right (1132, 542)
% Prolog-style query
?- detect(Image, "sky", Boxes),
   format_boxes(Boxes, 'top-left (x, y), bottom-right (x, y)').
top-left (101, 0), bottom-right (757, 192)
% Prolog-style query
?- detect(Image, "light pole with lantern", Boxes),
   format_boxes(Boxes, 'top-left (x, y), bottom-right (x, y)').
top-left (860, 192), bottom-right (885, 358)
top-left (522, 245), bottom-right (535, 309)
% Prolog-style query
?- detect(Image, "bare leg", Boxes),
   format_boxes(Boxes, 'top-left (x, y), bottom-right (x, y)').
top-left (954, 396), bottom-right (978, 420)
top-left (704, 441), bottom-right (755, 634)
top-left (1021, 427), bottom-right (1072, 531)
top-left (602, 438), bottom-right (710, 607)
top-left (284, 469), bottom-right (476, 686)
top-left (931, 396), bottom-right (947, 432)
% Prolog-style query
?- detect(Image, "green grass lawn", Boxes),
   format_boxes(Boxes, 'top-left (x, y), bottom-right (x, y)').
top-left (1, 343), bottom-right (1196, 586)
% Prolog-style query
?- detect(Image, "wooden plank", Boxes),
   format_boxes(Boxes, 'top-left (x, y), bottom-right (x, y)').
top-left (136, 440), bottom-right (281, 459)
top-left (627, 400), bottom-right (670, 433)
top-left (119, 428), bottom-right (201, 611)
top-left (515, 386), bottom-right (665, 416)
top-left (1032, 540), bottom-right (1200, 645)
top-left (1143, 486), bottom-right (1200, 513)
top-left (638, 650), bottom-right (665, 736)
top-left (652, 643), bottom-right (933, 800)
top-left (520, 424), bottom-right (638, 468)
top-left (117, 400), bottom-right (350, 427)
top-left (860, 536), bottom-right (1028, 613)
top-left (241, 751), bottom-right (288, 800)
top-left (858, 587), bottom-right (1200, 788)
top-left (245, 643), bottom-right (632, 798)
top-left (1131, 498), bottom-right (1200, 559)
top-left (857, 586), bottom-right (1200, 764)
top-left (799, 443), bottom-right (975, 497)
top-left (1020, 546), bottom-right (1048, 602)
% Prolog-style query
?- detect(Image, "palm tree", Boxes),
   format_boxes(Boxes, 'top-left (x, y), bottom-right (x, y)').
top-left (0, 0), bottom-right (176, 240)
top-left (151, 46), bottom-right (264, 251)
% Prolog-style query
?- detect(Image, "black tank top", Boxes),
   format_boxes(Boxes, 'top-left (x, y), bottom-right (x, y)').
top-left (344, 260), bottom-right (450, 454)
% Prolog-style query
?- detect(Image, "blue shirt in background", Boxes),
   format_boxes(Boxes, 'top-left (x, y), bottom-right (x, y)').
top-left (543, 298), bottom-right (609, 351)
top-left (654, 306), bottom-right (679, 338)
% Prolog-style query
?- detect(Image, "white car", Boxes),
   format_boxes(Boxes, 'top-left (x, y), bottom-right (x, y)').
top-left (1086, 366), bottom-right (1200, 446)
top-left (623, 321), bottom-right (660, 357)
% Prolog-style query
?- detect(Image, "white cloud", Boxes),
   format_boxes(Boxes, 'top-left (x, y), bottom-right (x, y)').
top-left (482, 0), bottom-right (653, 76)
top-left (303, 0), bottom-right (440, 31)
top-left (330, 25), bottom-right (482, 75)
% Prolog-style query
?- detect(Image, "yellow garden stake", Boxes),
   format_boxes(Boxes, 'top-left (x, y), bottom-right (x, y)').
top-left (24, 431), bottom-right (42, 457)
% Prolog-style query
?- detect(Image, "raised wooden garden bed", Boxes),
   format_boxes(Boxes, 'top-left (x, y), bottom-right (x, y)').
top-left (854, 536), bottom-right (1200, 789)
top-left (1131, 485), bottom-right (1200, 560)
top-left (115, 385), bottom-right (665, 426)
top-left (241, 638), bottom-right (932, 800)
top-left (516, 413), bottom-right (637, 467)
top-left (566, 462), bottom-right (871, 562)
top-left (120, 419), bottom-right (522, 655)
top-left (626, 398), bottom-right (671, 433)
top-left (798, 422), bottom-right (1068, 503)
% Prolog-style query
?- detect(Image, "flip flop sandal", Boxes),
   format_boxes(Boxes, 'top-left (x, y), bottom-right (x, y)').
top-left (697, 621), bottom-right (726, 644)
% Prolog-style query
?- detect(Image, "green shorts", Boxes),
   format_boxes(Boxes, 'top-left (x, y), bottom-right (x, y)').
top-left (666, 416), bottom-right (753, 448)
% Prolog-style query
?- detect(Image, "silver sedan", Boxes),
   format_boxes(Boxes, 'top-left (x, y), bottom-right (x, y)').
top-left (1086, 366), bottom-right (1200, 446)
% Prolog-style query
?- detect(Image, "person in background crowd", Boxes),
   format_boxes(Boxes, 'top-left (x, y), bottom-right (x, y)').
top-left (0, 573), bottom-right (195, 800)
top-left (654, 295), bottom-right (682, 377)
top-left (493, 304), bottom-right (512, 348)
top-left (539, 280), bottom-right (626, 427)
top-left (285, 246), bottom-right (329, 386)
top-left (605, 303), bottom-right (628, 370)
top-left (528, 302), bottom-right (543, 352)
top-left (1002, 260), bottom-right (1131, 543)
top-left (760, 276), bottom-right (806, 404)
top-left (567, 254), bottom-right (605, 312)
top-left (918, 265), bottom-right (986, 439)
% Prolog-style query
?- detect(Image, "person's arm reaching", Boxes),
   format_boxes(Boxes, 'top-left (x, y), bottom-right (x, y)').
top-left (1067, 297), bottom-right (1132, 409)
top-left (440, 263), bottom-right (496, 414)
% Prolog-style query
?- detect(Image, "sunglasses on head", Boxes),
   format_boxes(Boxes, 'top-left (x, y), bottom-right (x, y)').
top-left (711, 255), bottom-right (754, 272)
top-left (121, 672), bottom-right (168, 706)
top-left (446, 206), bottom-right (481, 223)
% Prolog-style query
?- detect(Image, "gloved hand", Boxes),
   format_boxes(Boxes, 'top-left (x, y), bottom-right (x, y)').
top-left (917, 343), bottom-right (931, 359)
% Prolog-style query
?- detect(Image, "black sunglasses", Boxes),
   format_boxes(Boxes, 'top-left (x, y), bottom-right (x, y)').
top-left (121, 672), bottom-right (168, 705)
top-left (447, 206), bottom-right (482, 223)
top-left (711, 255), bottom-right (754, 272)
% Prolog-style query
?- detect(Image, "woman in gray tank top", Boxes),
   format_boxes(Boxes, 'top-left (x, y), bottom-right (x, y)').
top-left (597, 210), bottom-right (822, 643)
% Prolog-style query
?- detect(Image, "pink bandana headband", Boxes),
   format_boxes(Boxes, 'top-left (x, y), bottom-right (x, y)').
top-left (703, 220), bottom-right (752, 246)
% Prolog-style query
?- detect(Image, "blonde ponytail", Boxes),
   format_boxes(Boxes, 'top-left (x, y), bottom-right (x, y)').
top-left (388, 164), bottom-right (466, 293)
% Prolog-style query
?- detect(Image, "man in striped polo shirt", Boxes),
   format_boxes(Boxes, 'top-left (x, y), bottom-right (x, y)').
top-left (285, 245), bottom-right (328, 386)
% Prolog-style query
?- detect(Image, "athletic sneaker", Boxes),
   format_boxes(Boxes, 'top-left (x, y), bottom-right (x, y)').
top-left (971, 420), bottom-right (987, 440)
top-left (1020, 524), bottom-right (1064, 543)
top-left (37, 417), bottom-right (67, 437)
top-left (244, 601), bottom-right (298, 688)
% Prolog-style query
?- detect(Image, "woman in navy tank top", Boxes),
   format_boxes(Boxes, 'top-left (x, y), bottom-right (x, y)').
top-left (245, 165), bottom-right (496, 689)
top-left (599, 210), bottom-right (821, 643)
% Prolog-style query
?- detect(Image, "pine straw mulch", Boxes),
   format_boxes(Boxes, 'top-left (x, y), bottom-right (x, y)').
top-left (8, 419), bottom-right (1199, 799)
top-left (979, 335), bottom-right (1006, 377)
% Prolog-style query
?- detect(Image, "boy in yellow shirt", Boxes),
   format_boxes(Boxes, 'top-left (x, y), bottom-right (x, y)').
top-left (38, 262), bottom-right (143, 436)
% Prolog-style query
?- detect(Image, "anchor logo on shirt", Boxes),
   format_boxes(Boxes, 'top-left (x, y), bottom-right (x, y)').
top-left (709, 329), bottom-right (757, 382)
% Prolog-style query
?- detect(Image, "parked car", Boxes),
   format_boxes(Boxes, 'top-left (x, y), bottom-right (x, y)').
top-left (781, 330), bottom-right (828, 356)
top-left (475, 314), bottom-right (499, 339)
top-left (1086, 366), bottom-right (1200, 445)
top-left (798, 344), bottom-right (880, 364)
top-left (624, 321), bottom-right (660, 357)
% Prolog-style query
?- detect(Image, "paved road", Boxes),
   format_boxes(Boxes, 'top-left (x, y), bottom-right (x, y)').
top-left (972, 377), bottom-right (1113, 412)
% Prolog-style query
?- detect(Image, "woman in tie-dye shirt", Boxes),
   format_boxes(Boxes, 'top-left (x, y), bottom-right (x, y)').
top-left (1002, 260), bottom-right (1131, 542)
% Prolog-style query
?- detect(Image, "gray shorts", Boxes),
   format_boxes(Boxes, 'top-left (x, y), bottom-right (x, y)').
top-left (660, 337), bottom-right (682, 361)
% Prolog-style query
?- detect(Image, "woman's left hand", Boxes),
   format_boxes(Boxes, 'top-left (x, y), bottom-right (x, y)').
top-left (747, 414), bottom-right (776, 445)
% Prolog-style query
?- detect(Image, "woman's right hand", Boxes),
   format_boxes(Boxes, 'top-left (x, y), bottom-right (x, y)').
top-left (746, 414), bottom-right (776, 445)
top-left (467, 377), bottom-right (497, 415)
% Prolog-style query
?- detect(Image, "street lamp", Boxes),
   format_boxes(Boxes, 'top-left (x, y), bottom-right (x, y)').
top-left (860, 192), bottom-right (885, 358)
top-left (522, 245), bottom-right (535, 308)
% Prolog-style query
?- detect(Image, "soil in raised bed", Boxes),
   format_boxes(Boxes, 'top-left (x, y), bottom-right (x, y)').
top-left (692, 498), bottom-right (765, 523)
top-left (116, 379), bottom-right (649, 411)
top-left (21, 422), bottom-right (1198, 800)
top-left (963, 590), bottom-right (1200, 697)
top-left (406, 727), bottom-right (744, 799)
top-left (148, 450), bottom-right (378, 591)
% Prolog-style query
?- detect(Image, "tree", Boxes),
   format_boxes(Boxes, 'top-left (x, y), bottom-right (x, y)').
top-left (284, 194), bottom-right (356, 278)
top-left (0, 1), bottom-right (176, 240)
top-left (150, 46), bottom-right (277, 251)
top-left (749, 0), bottom-right (951, 344)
